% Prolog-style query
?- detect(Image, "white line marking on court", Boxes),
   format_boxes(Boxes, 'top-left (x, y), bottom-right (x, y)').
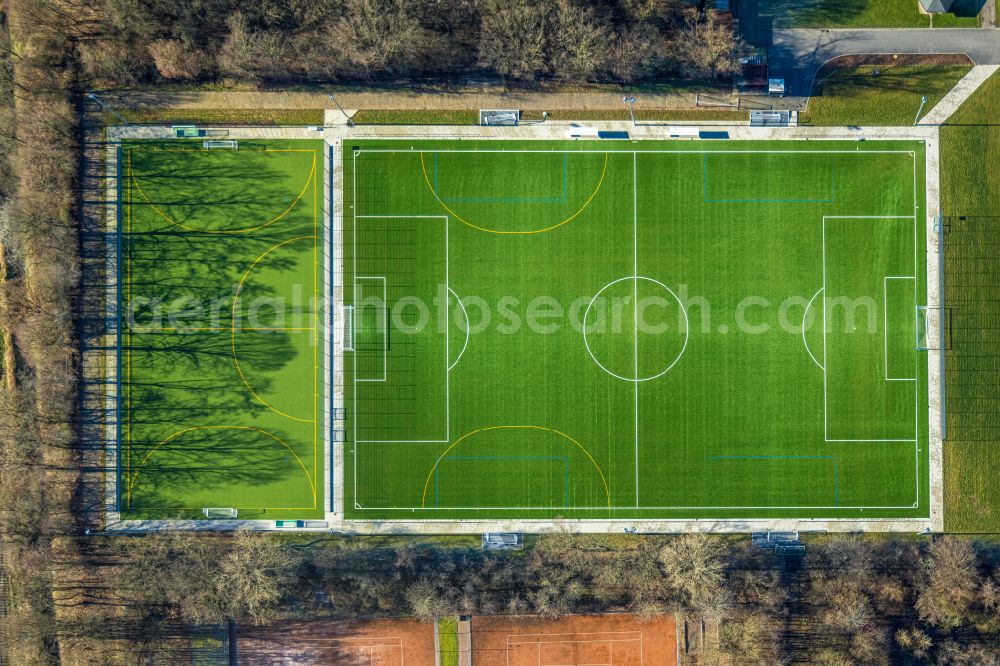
top-left (448, 287), bottom-right (470, 372)
top-left (347, 148), bottom-right (928, 515)
top-left (357, 149), bottom-right (917, 155)
top-left (633, 152), bottom-right (640, 508)
top-left (349, 201), bottom-right (452, 506)
top-left (582, 276), bottom-right (689, 383)
top-left (803, 288), bottom-right (825, 370)
top-left (822, 216), bottom-right (921, 444)
top-left (354, 276), bottom-right (387, 382)
top-left (884, 276), bottom-right (918, 381)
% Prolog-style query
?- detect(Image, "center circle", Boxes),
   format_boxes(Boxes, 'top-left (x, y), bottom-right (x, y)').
top-left (582, 276), bottom-right (689, 382)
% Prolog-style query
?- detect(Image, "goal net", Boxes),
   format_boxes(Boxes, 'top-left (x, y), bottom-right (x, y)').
top-left (480, 109), bottom-right (520, 126)
top-left (343, 305), bottom-right (354, 350)
top-left (203, 140), bottom-right (238, 149)
top-left (202, 507), bottom-right (238, 518)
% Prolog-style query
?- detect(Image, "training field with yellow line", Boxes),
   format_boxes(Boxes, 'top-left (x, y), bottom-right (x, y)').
top-left (119, 139), bottom-right (324, 519)
top-left (343, 139), bottom-right (931, 521)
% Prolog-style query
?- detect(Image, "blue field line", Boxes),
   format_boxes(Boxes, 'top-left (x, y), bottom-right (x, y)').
top-left (435, 456), bottom-right (570, 508)
top-left (706, 455), bottom-right (840, 505)
top-left (434, 153), bottom-right (568, 203)
top-left (702, 153), bottom-right (838, 204)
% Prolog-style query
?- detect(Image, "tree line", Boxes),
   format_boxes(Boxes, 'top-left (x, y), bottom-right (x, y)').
top-left (53, 530), bottom-right (1000, 664)
top-left (0, 0), bottom-right (82, 662)
top-left (80, 0), bottom-right (742, 85)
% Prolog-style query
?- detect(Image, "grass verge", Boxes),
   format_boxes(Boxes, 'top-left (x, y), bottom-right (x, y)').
top-left (940, 70), bottom-right (1000, 532)
top-left (764, 0), bottom-right (979, 27)
top-left (438, 617), bottom-right (459, 666)
top-left (110, 108), bottom-right (324, 126)
top-left (801, 64), bottom-right (972, 126)
top-left (351, 109), bottom-right (744, 125)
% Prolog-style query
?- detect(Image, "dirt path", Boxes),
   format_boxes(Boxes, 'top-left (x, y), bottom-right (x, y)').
top-left (103, 89), bottom-right (714, 111)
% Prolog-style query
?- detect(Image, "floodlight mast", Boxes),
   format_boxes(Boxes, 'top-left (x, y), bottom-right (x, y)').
top-left (87, 92), bottom-right (130, 126)
top-left (327, 94), bottom-right (353, 126)
top-left (914, 95), bottom-right (928, 126)
top-left (623, 95), bottom-right (637, 126)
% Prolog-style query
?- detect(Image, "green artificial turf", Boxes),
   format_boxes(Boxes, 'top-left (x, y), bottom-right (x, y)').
top-left (121, 139), bottom-right (325, 519)
top-left (343, 140), bottom-right (929, 521)
top-left (801, 65), bottom-right (973, 126)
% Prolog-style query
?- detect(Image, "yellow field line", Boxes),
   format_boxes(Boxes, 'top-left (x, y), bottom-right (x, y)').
top-left (420, 425), bottom-right (612, 508)
top-left (129, 152), bottom-right (315, 234)
top-left (418, 152), bottom-right (609, 235)
top-left (231, 233), bottom-right (318, 424)
top-left (126, 425), bottom-right (315, 505)
top-left (312, 151), bottom-right (319, 505)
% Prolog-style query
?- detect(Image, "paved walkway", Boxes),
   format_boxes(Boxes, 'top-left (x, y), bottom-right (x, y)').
top-left (919, 64), bottom-right (1000, 124)
top-left (769, 28), bottom-right (1000, 100)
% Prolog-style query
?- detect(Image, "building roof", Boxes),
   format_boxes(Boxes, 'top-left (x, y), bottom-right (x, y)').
top-left (920, 0), bottom-right (954, 12)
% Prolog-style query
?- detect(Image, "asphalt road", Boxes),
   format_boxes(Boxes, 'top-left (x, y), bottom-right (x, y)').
top-left (768, 28), bottom-right (1000, 99)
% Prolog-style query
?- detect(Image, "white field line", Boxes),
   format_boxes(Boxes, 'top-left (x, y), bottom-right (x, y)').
top-left (803, 288), bottom-right (825, 370)
top-left (349, 206), bottom-right (450, 507)
top-left (354, 276), bottom-right (387, 382)
top-left (448, 287), bottom-right (470, 371)
top-left (348, 150), bottom-right (927, 515)
top-left (633, 152), bottom-right (640, 508)
top-left (821, 211), bottom-right (923, 510)
top-left (884, 276), bottom-right (918, 381)
top-left (357, 149), bottom-right (917, 155)
top-left (822, 216), bottom-right (920, 443)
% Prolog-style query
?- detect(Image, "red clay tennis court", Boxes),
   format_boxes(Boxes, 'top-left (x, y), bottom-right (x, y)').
top-left (472, 614), bottom-right (677, 666)
top-left (236, 618), bottom-right (435, 665)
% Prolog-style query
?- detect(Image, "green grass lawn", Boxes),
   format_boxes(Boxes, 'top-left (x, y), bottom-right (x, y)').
top-left (438, 617), bottom-right (459, 666)
top-left (121, 139), bottom-right (325, 519)
top-left (343, 139), bottom-right (929, 521)
top-left (801, 65), bottom-right (972, 126)
top-left (351, 109), bottom-right (745, 125)
top-left (760, 0), bottom-right (980, 27)
top-left (114, 108), bottom-right (324, 126)
top-left (940, 71), bottom-right (1000, 532)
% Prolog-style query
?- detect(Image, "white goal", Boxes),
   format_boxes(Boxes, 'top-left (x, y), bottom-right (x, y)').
top-left (202, 507), bottom-right (238, 518)
top-left (203, 140), bottom-right (238, 149)
top-left (343, 305), bottom-right (354, 350)
top-left (479, 109), bottom-right (520, 126)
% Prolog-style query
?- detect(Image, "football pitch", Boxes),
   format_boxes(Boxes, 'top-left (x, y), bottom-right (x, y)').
top-left (119, 139), bottom-right (324, 519)
top-left (343, 139), bottom-right (931, 521)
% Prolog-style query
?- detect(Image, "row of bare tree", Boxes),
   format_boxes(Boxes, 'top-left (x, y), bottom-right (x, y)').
top-left (80, 0), bottom-right (742, 85)
top-left (53, 530), bottom-right (1000, 664)
top-left (0, 0), bottom-right (82, 662)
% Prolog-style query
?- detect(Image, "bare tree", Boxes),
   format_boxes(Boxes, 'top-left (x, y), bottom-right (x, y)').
top-left (147, 40), bottom-right (206, 81)
top-left (330, 0), bottom-right (421, 78)
top-left (673, 15), bottom-right (742, 80)
top-left (548, 0), bottom-right (609, 82)
top-left (657, 534), bottom-right (726, 608)
top-left (895, 627), bottom-right (933, 661)
top-left (609, 25), bottom-right (660, 83)
top-left (477, 0), bottom-right (547, 80)
top-left (916, 537), bottom-right (980, 630)
top-left (217, 528), bottom-right (301, 624)
top-left (618, 0), bottom-right (688, 22)
top-left (218, 13), bottom-right (287, 80)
